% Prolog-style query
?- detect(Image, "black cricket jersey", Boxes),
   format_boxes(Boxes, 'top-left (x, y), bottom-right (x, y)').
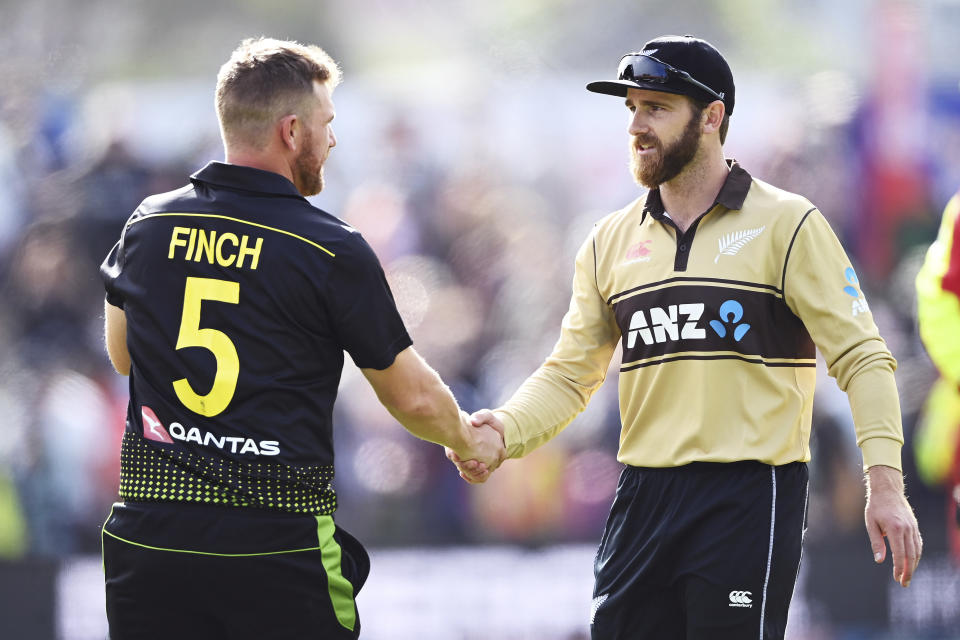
top-left (101, 162), bottom-right (411, 516)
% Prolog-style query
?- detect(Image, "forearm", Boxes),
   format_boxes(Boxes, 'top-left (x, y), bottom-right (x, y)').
top-left (384, 375), bottom-right (471, 452)
top-left (497, 364), bottom-right (604, 458)
top-left (847, 363), bottom-right (904, 471)
top-left (495, 229), bottom-right (617, 458)
top-left (362, 347), bottom-right (474, 453)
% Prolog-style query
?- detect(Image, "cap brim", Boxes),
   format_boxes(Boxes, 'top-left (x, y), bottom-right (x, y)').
top-left (585, 79), bottom-right (697, 100)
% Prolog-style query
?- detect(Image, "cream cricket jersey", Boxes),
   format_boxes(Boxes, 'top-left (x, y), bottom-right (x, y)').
top-left (498, 162), bottom-right (903, 470)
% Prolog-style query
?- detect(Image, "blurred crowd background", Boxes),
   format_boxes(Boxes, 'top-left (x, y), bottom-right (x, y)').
top-left (0, 0), bottom-right (959, 637)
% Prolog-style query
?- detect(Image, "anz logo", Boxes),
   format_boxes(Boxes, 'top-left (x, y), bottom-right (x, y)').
top-left (709, 300), bottom-right (752, 342)
top-left (626, 300), bottom-right (751, 348)
top-left (843, 267), bottom-right (870, 317)
top-left (627, 303), bottom-right (705, 348)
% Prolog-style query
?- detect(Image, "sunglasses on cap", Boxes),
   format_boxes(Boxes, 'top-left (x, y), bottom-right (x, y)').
top-left (617, 54), bottom-right (725, 104)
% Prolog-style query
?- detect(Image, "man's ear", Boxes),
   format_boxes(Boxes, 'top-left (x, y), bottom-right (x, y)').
top-left (279, 114), bottom-right (299, 152)
top-left (702, 101), bottom-right (725, 135)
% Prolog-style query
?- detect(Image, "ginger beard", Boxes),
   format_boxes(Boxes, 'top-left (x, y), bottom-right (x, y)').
top-left (630, 107), bottom-right (703, 189)
top-left (293, 125), bottom-right (326, 197)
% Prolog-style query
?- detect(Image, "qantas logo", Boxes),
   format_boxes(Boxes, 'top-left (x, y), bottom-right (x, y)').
top-left (142, 406), bottom-right (174, 443)
top-left (139, 405), bottom-right (280, 456)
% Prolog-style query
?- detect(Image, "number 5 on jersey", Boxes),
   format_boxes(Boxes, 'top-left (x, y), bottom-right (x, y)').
top-left (173, 277), bottom-right (240, 417)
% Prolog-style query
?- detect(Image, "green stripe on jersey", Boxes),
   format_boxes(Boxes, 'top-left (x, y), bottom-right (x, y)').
top-left (316, 515), bottom-right (357, 631)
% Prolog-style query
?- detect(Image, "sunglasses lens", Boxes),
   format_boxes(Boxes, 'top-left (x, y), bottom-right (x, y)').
top-left (618, 56), bottom-right (669, 83)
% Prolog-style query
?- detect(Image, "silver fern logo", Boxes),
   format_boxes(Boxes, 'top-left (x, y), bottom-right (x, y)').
top-left (590, 593), bottom-right (609, 624)
top-left (714, 226), bottom-right (766, 263)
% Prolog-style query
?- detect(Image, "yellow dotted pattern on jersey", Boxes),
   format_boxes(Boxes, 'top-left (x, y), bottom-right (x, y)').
top-left (119, 432), bottom-right (337, 515)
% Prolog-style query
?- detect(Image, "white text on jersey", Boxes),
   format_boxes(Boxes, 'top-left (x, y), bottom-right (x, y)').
top-left (168, 422), bottom-right (280, 456)
top-left (627, 303), bottom-right (706, 347)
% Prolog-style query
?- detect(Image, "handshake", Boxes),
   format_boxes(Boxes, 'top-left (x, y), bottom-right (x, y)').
top-left (445, 409), bottom-right (506, 484)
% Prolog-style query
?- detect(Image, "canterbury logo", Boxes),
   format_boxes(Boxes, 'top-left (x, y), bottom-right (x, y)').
top-left (728, 590), bottom-right (753, 607)
top-left (714, 226), bottom-right (765, 263)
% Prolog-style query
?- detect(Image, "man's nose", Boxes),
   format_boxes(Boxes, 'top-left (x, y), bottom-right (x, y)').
top-left (629, 112), bottom-right (650, 137)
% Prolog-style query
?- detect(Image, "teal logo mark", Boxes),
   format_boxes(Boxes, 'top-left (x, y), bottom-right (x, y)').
top-left (843, 267), bottom-right (860, 297)
top-left (709, 300), bottom-right (751, 342)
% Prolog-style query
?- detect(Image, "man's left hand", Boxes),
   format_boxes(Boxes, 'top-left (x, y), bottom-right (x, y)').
top-left (864, 465), bottom-right (922, 587)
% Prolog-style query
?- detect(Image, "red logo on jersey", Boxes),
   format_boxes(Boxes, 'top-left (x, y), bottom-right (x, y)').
top-left (141, 406), bottom-right (174, 443)
top-left (625, 240), bottom-right (651, 261)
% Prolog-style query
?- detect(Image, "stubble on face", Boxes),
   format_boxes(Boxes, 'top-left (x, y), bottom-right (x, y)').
top-left (293, 124), bottom-right (325, 197)
top-left (629, 106), bottom-right (703, 189)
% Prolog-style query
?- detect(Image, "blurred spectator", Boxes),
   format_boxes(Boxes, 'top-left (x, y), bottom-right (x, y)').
top-left (1, 221), bottom-right (101, 368)
top-left (0, 471), bottom-right (27, 558)
top-left (914, 190), bottom-right (960, 565)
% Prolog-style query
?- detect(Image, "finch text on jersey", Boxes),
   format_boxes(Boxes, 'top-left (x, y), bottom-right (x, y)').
top-left (168, 226), bottom-right (264, 270)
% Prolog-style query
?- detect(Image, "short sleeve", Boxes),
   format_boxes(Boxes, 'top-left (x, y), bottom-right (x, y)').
top-left (101, 237), bottom-right (126, 308)
top-left (322, 236), bottom-right (412, 370)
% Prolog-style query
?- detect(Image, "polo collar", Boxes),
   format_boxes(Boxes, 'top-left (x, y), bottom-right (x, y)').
top-left (641, 159), bottom-right (752, 223)
top-left (190, 161), bottom-right (306, 200)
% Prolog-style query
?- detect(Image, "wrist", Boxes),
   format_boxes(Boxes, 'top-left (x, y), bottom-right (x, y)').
top-left (492, 409), bottom-right (522, 459)
top-left (866, 464), bottom-right (904, 494)
top-left (455, 410), bottom-right (477, 454)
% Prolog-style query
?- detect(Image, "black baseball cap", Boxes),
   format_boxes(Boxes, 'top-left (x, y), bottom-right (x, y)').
top-left (586, 35), bottom-right (735, 116)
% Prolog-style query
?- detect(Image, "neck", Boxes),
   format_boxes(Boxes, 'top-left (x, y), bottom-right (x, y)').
top-left (224, 146), bottom-right (295, 186)
top-left (658, 146), bottom-right (729, 232)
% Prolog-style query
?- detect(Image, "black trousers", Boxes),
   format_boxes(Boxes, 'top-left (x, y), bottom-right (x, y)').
top-left (591, 461), bottom-right (808, 640)
top-left (102, 502), bottom-right (369, 640)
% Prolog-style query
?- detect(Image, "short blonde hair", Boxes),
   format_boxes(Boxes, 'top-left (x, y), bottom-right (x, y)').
top-left (215, 37), bottom-right (341, 149)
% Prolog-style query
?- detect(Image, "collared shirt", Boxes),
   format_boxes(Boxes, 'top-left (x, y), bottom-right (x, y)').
top-left (497, 162), bottom-right (903, 470)
top-left (641, 160), bottom-right (753, 271)
top-left (101, 162), bottom-right (411, 516)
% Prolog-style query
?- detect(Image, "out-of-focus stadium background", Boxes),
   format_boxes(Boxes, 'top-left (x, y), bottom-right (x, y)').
top-left (0, 0), bottom-right (958, 638)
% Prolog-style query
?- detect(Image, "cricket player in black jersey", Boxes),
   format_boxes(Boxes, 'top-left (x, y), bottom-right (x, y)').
top-left (451, 35), bottom-right (922, 639)
top-left (100, 38), bottom-right (505, 639)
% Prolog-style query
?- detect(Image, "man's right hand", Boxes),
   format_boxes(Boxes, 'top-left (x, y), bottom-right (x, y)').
top-left (446, 409), bottom-right (505, 484)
